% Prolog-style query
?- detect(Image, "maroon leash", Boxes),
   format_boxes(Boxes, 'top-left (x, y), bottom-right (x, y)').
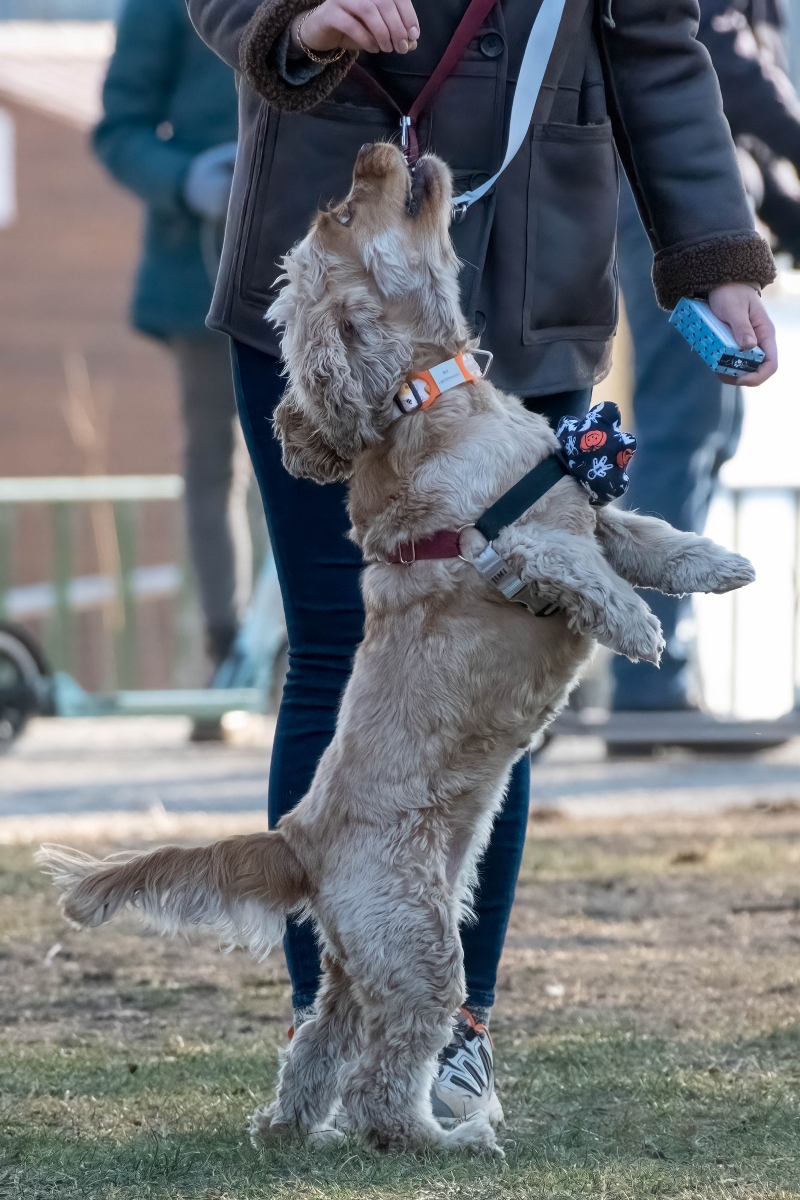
top-left (352, 0), bottom-right (500, 164)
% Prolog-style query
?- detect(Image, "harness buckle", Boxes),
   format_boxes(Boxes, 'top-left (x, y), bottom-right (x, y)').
top-left (469, 542), bottom-right (559, 617)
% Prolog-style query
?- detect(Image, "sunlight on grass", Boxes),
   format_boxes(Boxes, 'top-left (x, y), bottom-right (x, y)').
top-left (2, 1026), bottom-right (800, 1198)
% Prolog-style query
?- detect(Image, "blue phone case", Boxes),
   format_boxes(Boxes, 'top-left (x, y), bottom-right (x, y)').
top-left (669, 297), bottom-right (765, 378)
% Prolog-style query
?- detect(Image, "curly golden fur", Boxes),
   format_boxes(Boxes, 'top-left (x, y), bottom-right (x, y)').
top-left (39, 144), bottom-right (755, 1156)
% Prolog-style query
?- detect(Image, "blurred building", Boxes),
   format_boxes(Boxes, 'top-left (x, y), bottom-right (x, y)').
top-left (0, 19), bottom-right (196, 690)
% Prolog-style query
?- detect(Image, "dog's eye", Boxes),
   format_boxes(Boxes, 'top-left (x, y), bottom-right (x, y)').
top-left (338, 207), bottom-right (352, 226)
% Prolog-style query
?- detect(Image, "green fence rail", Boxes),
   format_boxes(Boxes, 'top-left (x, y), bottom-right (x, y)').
top-left (0, 475), bottom-right (190, 689)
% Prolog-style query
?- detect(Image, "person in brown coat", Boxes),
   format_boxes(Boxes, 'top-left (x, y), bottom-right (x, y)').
top-left (186, 0), bottom-right (778, 1128)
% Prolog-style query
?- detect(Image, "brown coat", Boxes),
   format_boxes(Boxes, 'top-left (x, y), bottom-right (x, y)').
top-left (188, 0), bottom-right (775, 395)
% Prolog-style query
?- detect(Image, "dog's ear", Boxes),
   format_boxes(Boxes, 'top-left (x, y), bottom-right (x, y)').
top-left (269, 237), bottom-right (408, 481)
top-left (273, 389), bottom-right (353, 483)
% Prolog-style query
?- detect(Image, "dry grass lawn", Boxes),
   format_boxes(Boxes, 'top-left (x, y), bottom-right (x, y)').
top-left (1, 804), bottom-right (800, 1198)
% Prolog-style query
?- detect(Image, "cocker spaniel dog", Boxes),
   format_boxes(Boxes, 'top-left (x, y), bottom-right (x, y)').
top-left (40, 144), bottom-right (753, 1155)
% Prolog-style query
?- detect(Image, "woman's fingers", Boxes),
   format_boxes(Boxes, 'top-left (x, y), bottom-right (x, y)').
top-left (301, 3), bottom-right (380, 52)
top-left (738, 300), bottom-right (778, 386)
top-left (394, 0), bottom-right (420, 41)
top-left (709, 283), bottom-right (778, 387)
top-left (352, 0), bottom-right (418, 53)
top-left (349, 0), bottom-right (395, 53)
top-left (300, 0), bottom-right (419, 55)
top-left (709, 283), bottom-right (757, 348)
top-left (331, 10), bottom-right (382, 52)
top-left (371, 0), bottom-right (419, 49)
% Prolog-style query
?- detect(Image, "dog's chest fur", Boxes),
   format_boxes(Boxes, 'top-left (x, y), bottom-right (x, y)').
top-left (283, 382), bottom-right (594, 873)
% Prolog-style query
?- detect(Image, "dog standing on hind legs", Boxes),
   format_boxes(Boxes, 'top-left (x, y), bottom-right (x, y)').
top-left (39, 143), bottom-right (755, 1155)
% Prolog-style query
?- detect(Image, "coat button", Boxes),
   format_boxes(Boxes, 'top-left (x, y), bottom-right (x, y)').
top-left (479, 31), bottom-right (504, 58)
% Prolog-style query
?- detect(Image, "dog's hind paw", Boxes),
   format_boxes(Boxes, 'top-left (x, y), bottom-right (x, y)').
top-left (308, 1123), bottom-right (346, 1147)
top-left (249, 1103), bottom-right (294, 1147)
top-left (442, 1112), bottom-right (504, 1156)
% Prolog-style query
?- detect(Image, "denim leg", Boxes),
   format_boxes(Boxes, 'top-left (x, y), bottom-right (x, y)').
top-left (232, 341), bottom-right (363, 1008)
top-left (461, 386), bottom-right (593, 1011)
top-left (461, 756), bottom-right (530, 1010)
top-left (612, 180), bottom-right (743, 710)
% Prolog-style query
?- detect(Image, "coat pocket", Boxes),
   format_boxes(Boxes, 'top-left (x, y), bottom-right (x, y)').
top-left (523, 119), bottom-right (619, 345)
top-left (238, 103), bottom-right (395, 306)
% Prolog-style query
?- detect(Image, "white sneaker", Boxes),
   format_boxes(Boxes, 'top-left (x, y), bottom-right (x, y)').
top-left (431, 1007), bottom-right (504, 1128)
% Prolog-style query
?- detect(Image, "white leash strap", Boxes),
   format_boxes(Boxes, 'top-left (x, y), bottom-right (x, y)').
top-left (450, 0), bottom-right (569, 213)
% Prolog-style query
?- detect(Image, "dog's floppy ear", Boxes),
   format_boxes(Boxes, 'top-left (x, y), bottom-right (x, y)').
top-left (269, 236), bottom-right (408, 481)
top-left (273, 388), bottom-right (353, 484)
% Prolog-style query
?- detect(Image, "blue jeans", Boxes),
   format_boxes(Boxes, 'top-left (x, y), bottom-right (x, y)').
top-left (232, 338), bottom-right (589, 1010)
top-left (612, 181), bottom-right (743, 711)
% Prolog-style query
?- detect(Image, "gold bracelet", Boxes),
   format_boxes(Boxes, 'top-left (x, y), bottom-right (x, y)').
top-left (295, 8), bottom-right (346, 63)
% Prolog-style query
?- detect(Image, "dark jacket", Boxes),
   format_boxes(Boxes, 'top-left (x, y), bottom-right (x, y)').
top-left (188, 0), bottom-right (775, 395)
top-left (697, 0), bottom-right (800, 264)
top-left (94, 0), bottom-right (238, 337)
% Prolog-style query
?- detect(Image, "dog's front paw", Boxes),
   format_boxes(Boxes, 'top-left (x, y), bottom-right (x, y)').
top-left (600, 599), bottom-right (665, 665)
top-left (697, 549), bottom-right (755, 595)
top-left (660, 543), bottom-right (755, 596)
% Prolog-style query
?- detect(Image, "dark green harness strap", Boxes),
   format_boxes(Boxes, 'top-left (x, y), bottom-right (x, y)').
top-left (475, 454), bottom-right (569, 543)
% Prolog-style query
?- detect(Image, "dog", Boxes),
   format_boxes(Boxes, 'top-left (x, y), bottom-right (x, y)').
top-left (39, 143), bottom-right (754, 1155)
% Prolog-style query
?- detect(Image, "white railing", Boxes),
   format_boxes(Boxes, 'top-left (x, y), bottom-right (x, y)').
top-left (0, 475), bottom-right (193, 689)
top-left (697, 485), bottom-right (800, 719)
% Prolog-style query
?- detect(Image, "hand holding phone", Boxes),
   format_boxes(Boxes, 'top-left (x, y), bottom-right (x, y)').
top-left (670, 286), bottom-right (777, 386)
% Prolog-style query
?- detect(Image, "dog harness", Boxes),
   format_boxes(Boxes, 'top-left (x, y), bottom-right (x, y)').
top-left (384, 361), bottom-right (637, 616)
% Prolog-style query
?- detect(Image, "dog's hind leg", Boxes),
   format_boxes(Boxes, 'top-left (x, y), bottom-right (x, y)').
top-left (250, 955), bottom-right (361, 1147)
top-left (339, 897), bottom-right (499, 1154)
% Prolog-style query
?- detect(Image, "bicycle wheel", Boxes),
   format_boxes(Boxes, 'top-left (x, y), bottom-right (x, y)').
top-left (0, 623), bottom-right (50, 751)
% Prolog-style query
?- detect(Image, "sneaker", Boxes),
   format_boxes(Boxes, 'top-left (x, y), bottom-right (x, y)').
top-left (431, 1007), bottom-right (504, 1128)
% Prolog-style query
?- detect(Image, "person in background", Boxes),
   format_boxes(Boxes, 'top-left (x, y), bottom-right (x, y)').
top-left (94, 0), bottom-right (252, 726)
top-left (612, 0), bottom-right (800, 732)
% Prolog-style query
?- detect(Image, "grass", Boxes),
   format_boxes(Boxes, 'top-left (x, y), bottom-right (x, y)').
top-left (2, 808), bottom-right (800, 1198)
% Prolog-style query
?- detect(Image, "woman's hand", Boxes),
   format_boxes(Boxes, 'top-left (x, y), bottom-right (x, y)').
top-left (708, 282), bottom-right (778, 387)
top-left (291, 0), bottom-right (419, 56)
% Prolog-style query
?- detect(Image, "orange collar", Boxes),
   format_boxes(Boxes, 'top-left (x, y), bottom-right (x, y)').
top-left (392, 350), bottom-right (492, 420)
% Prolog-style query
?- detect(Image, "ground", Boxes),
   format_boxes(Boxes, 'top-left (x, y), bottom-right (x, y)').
top-left (2, 800), bottom-right (800, 1199)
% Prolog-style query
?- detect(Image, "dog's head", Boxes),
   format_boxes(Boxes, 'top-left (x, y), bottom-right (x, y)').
top-left (269, 143), bottom-right (467, 482)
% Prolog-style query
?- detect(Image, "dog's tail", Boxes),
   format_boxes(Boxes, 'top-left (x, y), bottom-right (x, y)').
top-left (36, 832), bottom-right (309, 960)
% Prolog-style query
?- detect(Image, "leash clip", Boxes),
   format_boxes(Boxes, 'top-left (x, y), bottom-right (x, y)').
top-left (400, 116), bottom-right (412, 155)
top-left (468, 349), bottom-right (493, 379)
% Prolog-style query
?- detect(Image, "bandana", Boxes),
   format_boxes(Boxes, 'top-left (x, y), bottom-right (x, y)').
top-left (556, 401), bottom-right (637, 506)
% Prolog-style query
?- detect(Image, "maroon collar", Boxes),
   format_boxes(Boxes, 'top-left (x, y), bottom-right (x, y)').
top-left (384, 529), bottom-right (463, 564)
